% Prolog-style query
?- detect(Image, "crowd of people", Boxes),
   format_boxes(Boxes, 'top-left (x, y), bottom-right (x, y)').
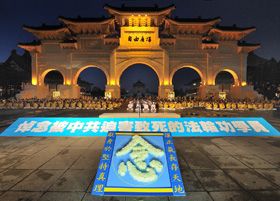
top-left (0, 97), bottom-right (122, 110)
top-left (158, 98), bottom-right (277, 111)
top-left (125, 97), bottom-right (278, 112)
top-left (0, 96), bottom-right (278, 111)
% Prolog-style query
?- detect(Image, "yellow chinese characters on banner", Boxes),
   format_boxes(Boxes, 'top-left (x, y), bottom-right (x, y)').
top-left (120, 27), bottom-right (160, 48)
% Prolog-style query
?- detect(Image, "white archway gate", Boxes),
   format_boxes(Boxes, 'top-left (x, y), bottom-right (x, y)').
top-left (18, 4), bottom-right (259, 99)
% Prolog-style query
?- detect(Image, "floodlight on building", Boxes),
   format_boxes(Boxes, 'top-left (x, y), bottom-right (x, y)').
top-left (241, 81), bottom-right (247, 86)
top-left (32, 78), bottom-right (37, 85)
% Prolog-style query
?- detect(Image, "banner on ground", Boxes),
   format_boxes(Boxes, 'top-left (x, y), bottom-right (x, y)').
top-left (1, 117), bottom-right (279, 137)
top-left (92, 131), bottom-right (185, 196)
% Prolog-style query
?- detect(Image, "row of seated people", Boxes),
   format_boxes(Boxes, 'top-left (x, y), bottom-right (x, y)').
top-left (0, 98), bottom-right (122, 110)
top-left (158, 100), bottom-right (276, 110)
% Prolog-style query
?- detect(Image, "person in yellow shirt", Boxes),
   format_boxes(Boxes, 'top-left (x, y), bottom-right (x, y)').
top-left (205, 102), bottom-right (212, 110)
top-left (248, 102), bottom-right (253, 110)
top-left (64, 101), bottom-right (69, 109)
top-left (101, 101), bottom-right (107, 110)
top-left (51, 101), bottom-right (57, 109)
top-left (219, 102), bottom-right (225, 110)
top-left (175, 102), bottom-right (182, 110)
top-left (33, 102), bottom-right (38, 109)
top-left (243, 102), bottom-right (248, 110)
top-left (96, 102), bottom-right (102, 110)
top-left (169, 102), bottom-right (175, 110)
top-left (158, 101), bottom-right (164, 109)
top-left (19, 101), bottom-right (24, 109)
top-left (237, 102), bottom-right (243, 110)
top-left (214, 102), bottom-right (219, 110)
top-left (226, 102), bottom-right (231, 110)
top-left (163, 102), bottom-right (169, 110)
top-left (77, 101), bottom-right (83, 109)
top-left (268, 102), bottom-right (274, 110)
top-left (107, 102), bottom-right (113, 110)
top-left (113, 102), bottom-right (118, 108)
top-left (257, 102), bottom-right (263, 110)
top-left (70, 101), bottom-right (76, 109)
top-left (231, 102), bottom-right (237, 110)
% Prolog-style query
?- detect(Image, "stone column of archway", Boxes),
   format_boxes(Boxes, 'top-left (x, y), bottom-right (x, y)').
top-left (158, 50), bottom-right (174, 99)
top-left (30, 52), bottom-right (39, 85)
top-left (105, 51), bottom-right (121, 98)
top-left (240, 53), bottom-right (248, 86)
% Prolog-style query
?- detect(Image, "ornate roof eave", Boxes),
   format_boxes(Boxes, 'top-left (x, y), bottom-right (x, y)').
top-left (160, 38), bottom-right (176, 46)
top-left (209, 26), bottom-right (256, 40)
top-left (23, 25), bottom-right (71, 40)
top-left (59, 39), bottom-right (78, 50)
top-left (201, 41), bottom-right (219, 50)
top-left (104, 37), bottom-right (119, 46)
top-left (166, 17), bottom-right (221, 26)
top-left (165, 17), bottom-right (221, 35)
top-left (237, 42), bottom-right (260, 53)
top-left (210, 27), bottom-right (256, 34)
top-left (58, 16), bottom-right (115, 25)
top-left (59, 17), bottom-right (115, 35)
top-left (104, 4), bottom-right (175, 16)
top-left (23, 25), bottom-right (69, 33)
top-left (18, 42), bottom-right (42, 53)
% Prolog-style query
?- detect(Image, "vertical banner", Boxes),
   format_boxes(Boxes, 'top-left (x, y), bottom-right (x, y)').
top-left (92, 132), bottom-right (186, 196)
top-left (92, 132), bottom-right (116, 196)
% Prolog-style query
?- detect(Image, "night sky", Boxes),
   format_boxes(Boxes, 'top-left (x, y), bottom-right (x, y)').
top-left (1, 0), bottom-right (280, 90)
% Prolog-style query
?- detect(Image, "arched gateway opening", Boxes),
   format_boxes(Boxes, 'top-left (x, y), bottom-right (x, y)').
top-left (215, 71), bottom-right (235, 91)
top-left (172, 68), bottom-right (202, 97)
top-left (44, 70), bottom-right (64, 91)
top-left (119, 64), bottom-right (159, 98)
top-left (75, 67), bottom-right (107, 97)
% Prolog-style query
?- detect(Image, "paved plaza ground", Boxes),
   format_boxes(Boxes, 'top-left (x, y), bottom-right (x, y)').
top-left (0, 109), bottom-right (279, 201)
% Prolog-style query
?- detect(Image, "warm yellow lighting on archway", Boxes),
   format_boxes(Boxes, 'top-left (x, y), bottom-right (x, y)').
top-left (66, 80), bottom-right (71, 85)
top-left (164, 80), bottom-right (169, 86)
top-left (241, 81), bottom-right (247, 86)
top-left (208, 79), bottom-right (214, 85)
top-left (110, 79), bottom-right (116, 85)
top-left (32, 78), bottom-right (37, 85)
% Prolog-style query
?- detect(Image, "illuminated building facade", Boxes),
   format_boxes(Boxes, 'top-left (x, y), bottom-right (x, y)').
top-left (19, 4), bottom-right (260, 99)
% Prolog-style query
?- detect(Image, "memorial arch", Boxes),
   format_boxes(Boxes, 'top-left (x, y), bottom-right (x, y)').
top-left (18, 4), bottom-right (260, 99)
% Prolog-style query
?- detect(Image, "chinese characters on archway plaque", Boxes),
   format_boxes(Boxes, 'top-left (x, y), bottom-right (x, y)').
top-left (92, 132), bottom-right (186, 196)
top-left (128, 35), bottom-right (152, 43)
